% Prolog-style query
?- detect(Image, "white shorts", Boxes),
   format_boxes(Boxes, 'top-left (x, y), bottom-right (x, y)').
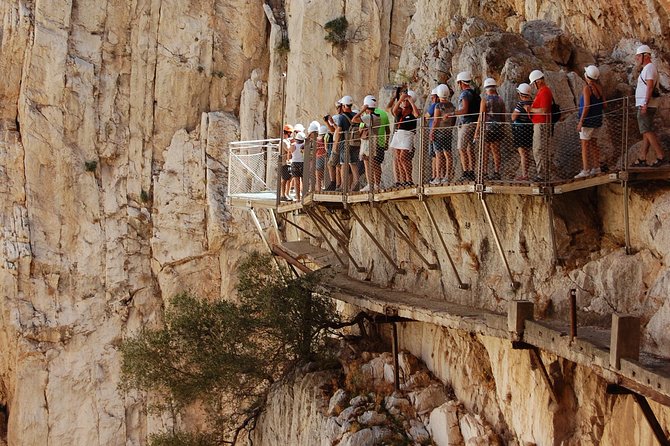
top-left (579, 127), bottom-right (598, 140)
top-left (390, 129), bottom-right (415, 150)
top-left (359, 139), bottom-right (370, 159)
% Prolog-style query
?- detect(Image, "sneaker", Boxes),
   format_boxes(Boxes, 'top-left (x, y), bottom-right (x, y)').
top-left (360, 184), bottom-right (371, 192)
top-left (441, 176), bottom-right (450, 184)
top-left (631, 159), bottom-right (648, 167)
top-left (429, 177), bottom-right (440, 185)
top-left (374, 184), bottom-right (382, 191)
top-left (532, 175), bottom-right (545, 183)
top-left (600, 163), bottom-right (609, 173)
top-left (324, 181), bottom-right (336, 191)
top-left (466, 171), bottom-right (476, 181)
top-left (280, 195), bottom-right (291, 201)
top-left (515, 175), bottom-right (529, 181)
top-left (650, 158), bottom-right (666, 167)
top-left (590, 167), bottom-right (601, 175)
top-left (574, 169), bottom-right (590, 179)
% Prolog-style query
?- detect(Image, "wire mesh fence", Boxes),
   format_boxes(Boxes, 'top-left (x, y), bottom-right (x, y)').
top-left (227, 139), bottom-right (280, 197)
top-left (227, 96), bottom-right (658, 206)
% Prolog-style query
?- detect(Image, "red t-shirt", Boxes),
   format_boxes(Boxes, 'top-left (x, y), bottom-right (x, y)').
top-left (531, 85), bottom-right (553, 124)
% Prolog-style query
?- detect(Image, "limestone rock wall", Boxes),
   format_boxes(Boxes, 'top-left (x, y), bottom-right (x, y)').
top-left (1, 0), bottom-right (670, 444)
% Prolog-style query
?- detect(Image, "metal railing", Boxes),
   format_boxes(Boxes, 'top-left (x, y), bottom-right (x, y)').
top-left (227, 139), bottom-right (280, 198)
top-left (227, 96), bottom-right (658, 205)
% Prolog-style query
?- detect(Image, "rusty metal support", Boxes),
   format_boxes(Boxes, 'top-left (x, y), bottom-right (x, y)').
top-left (305, 208), bottom-right (365, 272)
top-left (607, 385), bottom-right (670, 446)
top-left (545, 194), bottom-right (559, 266)
top-left (529, 347), bottom-right (559, 404)
top-left (374, 205), bottom-right (439, 270)
top-left (569, 289), bottom-right (577, 341)
top-left (271, 244), bottom-right (312, 274)
top-left (304, 209), bottom-right (347, 269)
top-left (280, 214), bottom-right (317, 239)
top-left (479, 193), bottom-right (520, 289)
top-left (322, 207), bottom-right (349, 238)
top-left (421, 200), bottom-right (469, 289)
top-left (392, 322), bottom-right (400, 392)
top-left (624, 179), bottom-right (632, 254)
top-left (312, 207), bottom-right (349, 247)
top-left (349, 206), bottom-right (405, 274)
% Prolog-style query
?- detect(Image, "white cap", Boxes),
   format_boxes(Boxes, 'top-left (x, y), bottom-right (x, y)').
top-left (456, 71), bottom-right (472, 83)
top-left (363, 95), bottom-right (377, 108)
top-left (636, 44), bottom-right (652, 55)
top-left (294, 131), bottom-right (305, 141)
top-left (584, 65), bottom-right (600, 80)
top-left (483, 77), bottom-right (497, 89)
top-left (436, 84), bottom-right (450, 99)
top-left (406, 90), bottom-right (417, 101)
top-left (308, 120), bottom-right (320, 134)
top-left (529, 69), bottom-right (544, 84)
top-left (516, 83), bottom-right (532, 96)
top-left (294, 123), bottom-right (305, 132)
top-left (318, 125), bottom-right (328, 135)
top-left (339, 95), bottom-right (354, 106)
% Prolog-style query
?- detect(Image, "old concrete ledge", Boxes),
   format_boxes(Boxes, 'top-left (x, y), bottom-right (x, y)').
top-left (326, 272), bottom-right (670, 408)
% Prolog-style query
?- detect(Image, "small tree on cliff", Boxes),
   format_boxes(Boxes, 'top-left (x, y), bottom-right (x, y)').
top-left (120, 252), bottom-right (350, 445)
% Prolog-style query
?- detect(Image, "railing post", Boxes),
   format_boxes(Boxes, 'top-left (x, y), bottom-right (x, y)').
top-left (417, 116), bottom-right (424, 191)
top-left (569, 289), bottom-right (577, 341)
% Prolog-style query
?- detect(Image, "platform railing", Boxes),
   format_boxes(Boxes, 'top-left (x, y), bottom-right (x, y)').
top-left (227, 139), bottom-right (280, 198)
top-left (226, 96), bottom-right (658, 207)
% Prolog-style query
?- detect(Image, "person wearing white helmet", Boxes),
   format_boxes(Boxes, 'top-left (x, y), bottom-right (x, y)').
top-left (529, 69), bottom-right (554, 181)
top-left (575, 65), bottom-right (606, 178)
top-left (352, 95), bottom-right (385, 192)
top-left (632, 44), bottom-right (665, 167)
top-left (301, 121), bottom-right (321, 194)
top-left (323, 102), bottom-right (340, 191)
top-left (389, 89), bottom-right (420, 187)
top-left (332, 95), bottom-right (359, 191)
top-left (424, 87), bottom-right (441, 184)
top-left (511, 83), bottom-right (533, 181)
top-left (429, 84), bottom-right (456, 184)
top-left (315, 125), bottom-right (328, 190)
top-left (451, 71), bottom-right (480, 182)
top-left (475, 77), bottom-right (506, 181)
top-left (290, 131), bottom-right (306, 201)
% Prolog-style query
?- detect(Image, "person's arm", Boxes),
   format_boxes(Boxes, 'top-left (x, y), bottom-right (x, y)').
top-left (407, 96), bottom-right (420, 117)
top-left (641, 76), bottom-right (655, 113)
top-left (323, 114), bottom-right (336, 132)
top-left (474, 97), bottom-right (485, 136)
top-left (452, 95), bottom-right (469, 117)
top-left (352, 106), bottom-right (366, 123)
top-left (391, 94), bottom-right (404, 116)
top-left (577, 85), bottom-right (590, 131)
top-left (430, 106), bottom-right (442, 140)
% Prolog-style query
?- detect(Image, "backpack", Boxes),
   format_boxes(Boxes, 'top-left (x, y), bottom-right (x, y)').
top-left (468, 88), bottom-right (481, 115)
top-left (550, 99), bottom-right (561, 135)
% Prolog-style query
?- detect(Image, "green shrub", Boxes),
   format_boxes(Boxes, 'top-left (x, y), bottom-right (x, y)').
top-left (325, 16), bottom-right (348, 46)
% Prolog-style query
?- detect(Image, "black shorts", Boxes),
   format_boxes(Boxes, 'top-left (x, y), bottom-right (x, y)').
top-left (281, 165), bottom-right (291, 181)
top-left (291, 162), bottom-right (303, 178)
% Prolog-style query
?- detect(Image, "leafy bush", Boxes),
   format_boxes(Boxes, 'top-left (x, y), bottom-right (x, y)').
top-left (121, 252), bottom-right (341, 444)
top-left (324, 16), bottom-right (349, 46)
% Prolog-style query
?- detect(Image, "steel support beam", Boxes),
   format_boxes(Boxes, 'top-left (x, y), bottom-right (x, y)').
top-left (479, 193), bottom-right (520, 289)
top-left (375, 205), bottom-right (439, 270)
top-left (421, 200), bottom-right (469, 289)
top-left (271, 244), bottom-right (313, 274)
top-left (307, 208), bottom-right (365, 272)
top-left (304, 209), bottom-right (347, 269)
top-left (529, 347), bottom-right (559, 404)
top-left (349, 206), bottom-right (406, 274)
top-left (624, 180), bottom-right (632, 254)
top-left (545, 194), bottom-right (559, 266)
top-left (280, 214), bottom-right (317, 239)
top-left (607, 384), bottom-right (670, 446)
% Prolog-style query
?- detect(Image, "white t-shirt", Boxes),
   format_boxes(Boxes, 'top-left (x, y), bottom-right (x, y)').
top-left (636, 63), bottom-right (660, 107)
top-left (291, 142), bottom-right (304, 162)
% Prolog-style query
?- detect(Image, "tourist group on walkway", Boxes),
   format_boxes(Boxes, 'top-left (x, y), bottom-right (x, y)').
top-left (279, 44), bottom-right (664, 201)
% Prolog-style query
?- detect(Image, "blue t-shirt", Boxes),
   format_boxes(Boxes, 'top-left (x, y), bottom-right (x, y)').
top-left (458, 89), bottom-right (478, 125)
top-left (427, 102), bottom-right (437, 128)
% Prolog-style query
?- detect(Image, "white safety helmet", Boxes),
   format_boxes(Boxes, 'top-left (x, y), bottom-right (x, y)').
top-left (294, 123), bottom-right (305, 133)
top-left (483, 77), bottom-right (497, 89)
top-left (318, 125), bottom-right (328, 135)
top-left (456, 71), bottom-right (472, 84)
top-left (636, 44), bottom-right (652, 55)
top-left (363, 95), bottom-right (377, 108)
top-left (436, 84), bottom-right (450, 99)
top-left (308, 120), bottom-right (320, 134)
top-left (529, 70), bottom-right (544, 84)
top-left (516, 83), bottom-right (532, 96)
top-left (339, 95), bottom-right (354, 106)
top-left (294, 131), bottom-right (305, 141)
top-left (431, 87), bottom-right (439, 96)
top-left (406, 90), bottom-right (417, 101)
top-left (584, 65), bottom-right (600, 80)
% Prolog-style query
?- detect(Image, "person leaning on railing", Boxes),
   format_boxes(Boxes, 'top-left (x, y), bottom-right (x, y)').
top-left (632, 44), bottom-right (666, 167)
top-left (475, 77), bottom-right (506, 181)
top-left (425, 88), bottom-right (440, 184)
top-left (449, 71), bottom-right (479, 182)
top-left (529, 69), bottom-right (554, 182)
top-left (429, 84), bottom-right (456, 184)
top-left (575, 65), bottom-right (606, 178)
top-left (511, 83), bottom-right (533, 181)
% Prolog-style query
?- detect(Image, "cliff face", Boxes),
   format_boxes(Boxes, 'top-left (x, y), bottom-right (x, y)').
top-left (1, 0), bottom-right (669, 444)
